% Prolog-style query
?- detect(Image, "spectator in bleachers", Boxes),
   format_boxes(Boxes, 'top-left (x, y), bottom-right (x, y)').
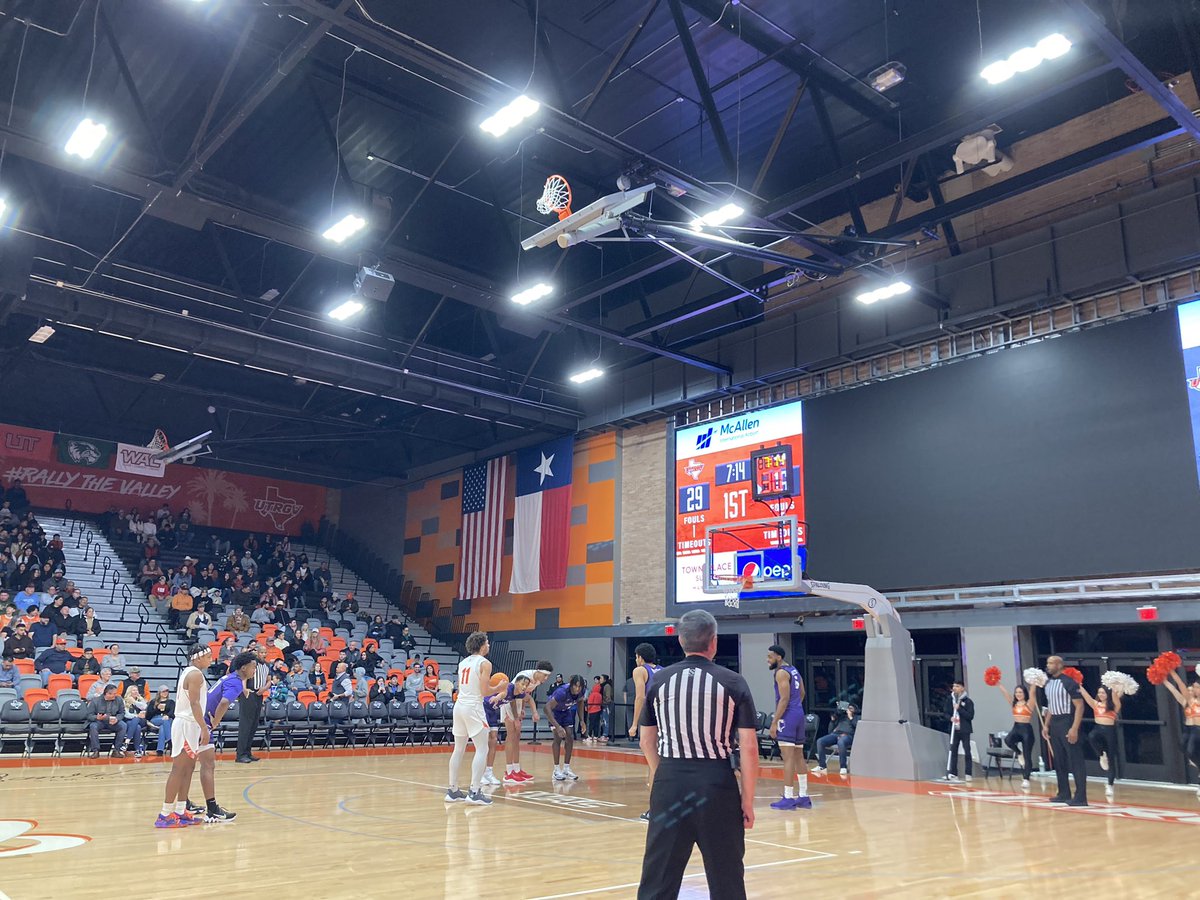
top-left (87, 668), bottom-right (117, 699)
top-left (6, 622), bottom-right (34, 659)
top-left (170, 567), bottom-right (192, 594)
top-left (311, 664), bottom-right (328, 693)
top-left (271, 600), bottom-right (290, 628)
top-left (107, 644), bottom-right (129, 676)
top-left (177, 519), bottom-right (194, 547)
top-left (268, 673), bottom-right (292, 704)
top-left (361, 644), bottom-right (384, 678)
top-left (158, 519), bottom-right (176, 551)
top-left (31, 610), bottom-right (58, 648)
top-left (127, 512), bottom-right (143, 543)
top-left (367, 616), bottom-right (386, 642)
top-left (125, 666), bottom-right (148, 699)
top-left (72, 647), bottom-right (101, 678)
top-left (239, 550), bottom-right (257, 576)
top-left (250, 600), bottom-right (273, 628)
top-left (214, 637), bottom-right (238, 678)
top-left (344, 641), bottom-right (363, 671)
top-left (0, 655), bottom-right (18, 692)
top-left (36, 635), bottom-right (73, 686)
top-left (353, 670), bottom-right (370, 701)
top-left (316, 597), bottom-right (332, 619)
top-left (19, 604), bottom-right (39, 629)
top-left (14, 583), bottom-right (38, 610)
top-left (339, 593), bottom-right (358, 616)
top-left (43, 595), bottom-right (68, 633)
top-left (207, 533), bottom-right (229, 558)
top-left (142, 535), bottom-right (160, 561)
top-left (149, 575), bottom-right (171, 613)
top-left (185, 601), bottom-right (213, 641)
top-left (423, 663), bottom-right (439, 694)
top-left (140, 558), bottom-right (162, 594)
top-left (169, 586), bottom-right (193, 629)
top-left (87, 682), bottom-right (128, 758)
top-left (226, 607), bottom-right (250, 633)
top-left (123, 684), bottom-right (149, 758)
top-left (74, 607), bottom-right (103, 646)
top-left (371, 673), bottom-right (404, 704)
top-left (146, 685), bottom-right (174, 757)
top-left (404, 666), bottom-right (424, 696)
top-left (281, 619), bottom-right (302, 654)
top-left (287, 660), bottom-right (313, 695)
top-left (330, 662), bottom-right (353, 703)
top-left (140, 516), bottom-right (157, 547)
top-left (45, 568), bottom-right (67, 595)
top-left (303, 628), bottom-right (327, 660)
top-left (154, 503), bottom-right (171, 523)
top-left (5, 479), bottom-right (28, 515)
top-left (397, 625), bottom-right (417, 655)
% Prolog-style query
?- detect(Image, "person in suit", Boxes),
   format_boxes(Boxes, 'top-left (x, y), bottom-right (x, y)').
top-left (946, 679), bottom-right (975, 781)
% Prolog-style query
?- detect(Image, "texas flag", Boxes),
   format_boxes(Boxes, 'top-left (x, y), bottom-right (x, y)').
top-left (509, 436), bottom-right (574, 594)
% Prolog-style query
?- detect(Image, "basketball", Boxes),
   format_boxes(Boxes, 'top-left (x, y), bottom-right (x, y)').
top-left (490, 672), bottom-right (509, 690)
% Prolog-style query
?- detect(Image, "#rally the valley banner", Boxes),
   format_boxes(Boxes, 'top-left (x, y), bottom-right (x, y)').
top-left (0, 423), bottom-right (326, 534)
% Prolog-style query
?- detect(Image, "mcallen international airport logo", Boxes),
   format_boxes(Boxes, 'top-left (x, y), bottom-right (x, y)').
top-left (695, 427), bottom-right (714, 450)
top-left (253, 485), bottom-right (303, 530)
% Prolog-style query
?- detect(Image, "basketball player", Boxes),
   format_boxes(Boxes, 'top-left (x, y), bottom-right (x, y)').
top-left (446, 632), bottom-right (505, 805)
top-left (767, 645), bottom-right (811, 810)
top-left (483, 674), bottom-right (531, 785)
top-left (501, 660), bottom-right (554, 784)
top-left (545, 674), bottom-right (586, 781)
top-left (628, 643), bottom-right (662, 821)
top-left (154, 645), bottom-right (237, 827)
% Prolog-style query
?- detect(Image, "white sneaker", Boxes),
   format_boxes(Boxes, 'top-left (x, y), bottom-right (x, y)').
top-left (1105, 784), bottom-right (1114, 799)
top-left (965, 774), bottom-right (973, 783)
top-left (1099, 752), bottom-right (1109, 772)
top-left (553, 770), bottom-right (568, 782)
top-left (482, 771), bottom-right (500, 786)
top-left (1021, 779), bottom-right (1031, 789)
top-left (812, 766), bottom-right (827, 776)
top-left (563, 766), bottom-right (579, 780)
top-left (945, 774), bottom-right (960, 782)
top-left (839, 767), bottom-right (848, 776)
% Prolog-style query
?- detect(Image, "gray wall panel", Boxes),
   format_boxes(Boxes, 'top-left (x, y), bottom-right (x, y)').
top-left (804, 310), bottom-right (1200, 590)
top-left (1055, 209), bottom-right (1127, 295)
top-left (1123, 180), bottom-right (1200, 277)
top-left (993, 227), bottom-right (1056, 305)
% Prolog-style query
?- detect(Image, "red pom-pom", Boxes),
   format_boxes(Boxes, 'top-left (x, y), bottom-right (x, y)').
top-left (1062, 667), bottom-right (1084, 685)
top-left (984, 666), bottom-right (1002, 687)
top-left (1147, 662), bottom-right (1167, 686)
top-left (1161, 651), bottom-right (1182, 671)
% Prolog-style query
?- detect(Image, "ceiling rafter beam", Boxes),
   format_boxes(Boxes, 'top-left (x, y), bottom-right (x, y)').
top-left (96, 6), bottom-right (167, 169)
top-left (666, 0), bottom-right (737, 178)
top-left (577, 0), bottom-right (662, 121)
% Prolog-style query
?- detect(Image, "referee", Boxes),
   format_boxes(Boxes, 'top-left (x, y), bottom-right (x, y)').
top-left (637, 610), bottom-right (758, 900)
top-left (236, 643), bottom-right (270, 764)
top-left (1040, 655), bottom-right (1087, 806)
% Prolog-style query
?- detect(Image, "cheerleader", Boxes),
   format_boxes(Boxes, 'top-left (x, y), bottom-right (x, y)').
top-left (995, 682), bottom-right (1038, 788)
top-left (1162, 668), bottom-right (1200, 798)
top-left (1077, 683), bottom-right (1121, 798)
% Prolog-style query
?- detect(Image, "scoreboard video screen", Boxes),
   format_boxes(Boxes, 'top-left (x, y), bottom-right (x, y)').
top-left (672, 400), bottom-right (804, 604)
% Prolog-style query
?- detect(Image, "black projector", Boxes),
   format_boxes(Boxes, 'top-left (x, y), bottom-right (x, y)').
top-left (355, 266), bottom-right (395, 302)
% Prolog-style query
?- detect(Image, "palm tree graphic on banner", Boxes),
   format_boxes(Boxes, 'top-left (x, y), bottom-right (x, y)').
top-left (187, 470), bottom-right (238, 525)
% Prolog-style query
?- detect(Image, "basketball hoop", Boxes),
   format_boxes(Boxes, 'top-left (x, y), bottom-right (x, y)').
top-left (536, 174), bottom-right (573, 221)
top-left (146, 429), bottom-right (170, 453)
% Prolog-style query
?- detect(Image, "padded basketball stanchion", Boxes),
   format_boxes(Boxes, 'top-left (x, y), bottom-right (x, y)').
top-left (799, 579), bottom-right (948, 781)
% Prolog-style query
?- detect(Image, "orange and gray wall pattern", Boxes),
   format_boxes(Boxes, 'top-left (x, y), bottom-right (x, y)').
top-left (401, 432), bottom-right (618, 631)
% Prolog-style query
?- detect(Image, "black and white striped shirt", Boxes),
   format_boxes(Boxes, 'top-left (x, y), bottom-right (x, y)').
top-left (640, 656), bottom-right (757, 761)
top-left (1043, 674), bottom-right (1079, 716)
top-left (250, 661), bottom-right (270, 692)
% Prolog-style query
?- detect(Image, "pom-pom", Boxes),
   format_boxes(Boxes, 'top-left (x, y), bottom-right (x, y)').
top-left (1147, 662), bottom-right (1167, 686)
top-left (984, 666), bottom-right (1002, 687)
top-left (1161, 651), bottom-right (1182, 671)
top-left (1100, 670), bottom-right (1139, 696)
top-left (1062, 667), bottom-right (1084, 685)
top-left (1023, 667), bottom-right (1047, 688)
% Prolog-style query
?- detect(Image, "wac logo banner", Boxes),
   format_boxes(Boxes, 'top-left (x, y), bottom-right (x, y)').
top-left (115, 442), bottom-right (166, 479)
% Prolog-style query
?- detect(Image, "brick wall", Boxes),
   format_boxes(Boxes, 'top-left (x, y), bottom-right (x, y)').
top-left (618, 422), bottom-right (668, 623)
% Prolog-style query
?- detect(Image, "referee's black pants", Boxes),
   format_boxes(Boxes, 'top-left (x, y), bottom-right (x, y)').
top-left (1048, 714), bottom-right (1087, 803)
top-left (237, 691), bottom-right (263, 757)
top-left (638, 760), bottom-right (745, 900)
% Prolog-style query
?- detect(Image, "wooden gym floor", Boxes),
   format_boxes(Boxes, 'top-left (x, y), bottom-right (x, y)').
top-left (0, 746), bottom-right (1197, 899)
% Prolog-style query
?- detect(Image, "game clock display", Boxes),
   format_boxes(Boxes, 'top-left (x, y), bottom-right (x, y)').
top-left (750, 445), bottom-right (794, 501)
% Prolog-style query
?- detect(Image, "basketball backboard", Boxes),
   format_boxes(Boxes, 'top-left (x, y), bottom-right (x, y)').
top-left (520, 183), bottom-right (656, 250)
top-left (702, 515), bottom-right (806, 595)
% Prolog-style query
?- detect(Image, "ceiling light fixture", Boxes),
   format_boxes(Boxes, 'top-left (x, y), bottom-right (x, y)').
top-left (868, 61), bottom-right (907, 92)
top-left (327, 298), bottom-right (364, 321)
top-left (980, 33), bottom-right (1072, 85)
top-left (480, 94), bottom-right (540, 137)
top-left (64, 118), bottom-right (108, 159)
top-left (321, 213), bottom-right (367, 244)
top-left (856, 280), bottom-right (912, 305)
top-left (691, 202), bottom-right (745, 231)
top-left (511, 282), bottom-right (553, 306)
top-left (569, 366), bottom-right (604, 384)
top-left (28, 325), bottom-right (56, 343)
top-left (150, 373), bottom-right (166, 382)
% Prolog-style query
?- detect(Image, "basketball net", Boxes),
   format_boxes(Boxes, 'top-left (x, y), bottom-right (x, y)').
top-left (146, 429), bottom-right (170, 453)
top-left (536, 174), bottom-right (573, 221)
top-left (718, 565), bottom-right (756, 609)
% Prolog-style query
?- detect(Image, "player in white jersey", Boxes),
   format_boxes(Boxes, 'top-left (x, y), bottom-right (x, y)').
top-left (154, 644), bottom-right (212, 828)
top-left (446, 632), bottom-right (505, 806)
top-left (501, 660), bottom-right (554, 784)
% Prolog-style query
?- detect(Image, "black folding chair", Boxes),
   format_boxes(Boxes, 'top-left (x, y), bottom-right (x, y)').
top-left (0, 699), bottom-right (32, 756)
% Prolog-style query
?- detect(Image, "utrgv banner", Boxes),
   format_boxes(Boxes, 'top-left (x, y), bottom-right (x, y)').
top-left (1, 425), bottom-right (327, 534)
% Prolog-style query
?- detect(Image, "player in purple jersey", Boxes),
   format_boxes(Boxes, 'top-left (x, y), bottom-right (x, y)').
top-left (767, 645), bottom-right (811, 810)
top-left (545, 675), bottom-right (586, 781)
top-left (482, 675), bottom-right (531, 785)
top-left (628, 643), bottom-right (662, 822)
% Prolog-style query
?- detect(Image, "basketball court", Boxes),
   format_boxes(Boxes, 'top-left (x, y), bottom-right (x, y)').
top-left (1, 749), bottom-right (1196, 898)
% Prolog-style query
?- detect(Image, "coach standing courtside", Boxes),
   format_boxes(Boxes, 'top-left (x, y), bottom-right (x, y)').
top-left (236, 644), bottom-right (270, 764)
top-left (637, 610), bottom-right (758, 900)
top-left (1040, 655), bottom-right (1087, 806)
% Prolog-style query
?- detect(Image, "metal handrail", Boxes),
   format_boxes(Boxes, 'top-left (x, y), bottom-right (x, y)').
top-left (89, 541), bottom-right (101, 574)
top-left (100, 556), bottom-right (112, 594)
top-left (136, 599), bottom-right (150, 640)
top-left (153, 623), bottom-right (168, 665)
top-left (119, 584), bottom-right (134, 622)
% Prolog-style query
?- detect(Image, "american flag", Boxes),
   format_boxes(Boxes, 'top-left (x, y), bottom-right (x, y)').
top-left (458, 456), bottom-right (507, 600)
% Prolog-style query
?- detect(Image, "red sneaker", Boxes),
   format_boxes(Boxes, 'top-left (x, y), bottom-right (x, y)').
top-left (516, 770), bottom-right (534, 782)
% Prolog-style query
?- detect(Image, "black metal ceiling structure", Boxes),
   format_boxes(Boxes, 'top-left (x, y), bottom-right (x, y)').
top-left (0, 0), bottom-right (1195, 482)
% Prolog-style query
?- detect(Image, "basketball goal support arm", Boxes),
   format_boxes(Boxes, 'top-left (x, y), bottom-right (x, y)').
top-left (798, 579), bottom-right (899, 637)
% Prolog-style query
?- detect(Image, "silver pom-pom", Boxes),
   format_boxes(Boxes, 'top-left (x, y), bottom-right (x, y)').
top-left (1023, 667), bottom-right (1048, 687)
top-left (1101, 670), bottom-right (1139, 696)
